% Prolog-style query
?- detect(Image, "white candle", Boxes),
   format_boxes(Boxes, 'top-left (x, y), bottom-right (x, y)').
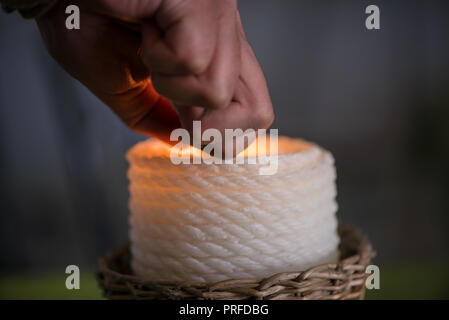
top-left (127, 137), bottom-right (339, 282)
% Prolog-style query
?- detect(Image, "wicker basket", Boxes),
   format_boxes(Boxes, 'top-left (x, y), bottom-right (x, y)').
top-left (96, 224), bottom-right (374, 300)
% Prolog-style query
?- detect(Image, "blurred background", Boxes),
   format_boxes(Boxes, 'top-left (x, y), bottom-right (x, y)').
top-left (1, 0), bottom-right (448, 299)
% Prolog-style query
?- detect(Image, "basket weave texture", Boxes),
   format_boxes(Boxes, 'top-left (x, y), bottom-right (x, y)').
top-left (96, 224), bottom-right (374, 300)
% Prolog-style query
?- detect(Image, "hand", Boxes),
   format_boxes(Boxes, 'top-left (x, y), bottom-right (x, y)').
top-left (36, 0), bottom-right (274, 144)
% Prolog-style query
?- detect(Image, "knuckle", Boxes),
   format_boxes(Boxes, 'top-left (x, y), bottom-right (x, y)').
top-left (199, 80), bottom-right (233, 109)
top-left (202, 89), bottom-right (232, 109)
top-left (185, 55), bottom-right (209, 75)
top-left (178, 51), bottom-right (210, 75)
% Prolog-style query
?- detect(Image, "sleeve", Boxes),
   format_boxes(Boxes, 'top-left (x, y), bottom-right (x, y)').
top-left (1, 0), bottom-right (58, 19)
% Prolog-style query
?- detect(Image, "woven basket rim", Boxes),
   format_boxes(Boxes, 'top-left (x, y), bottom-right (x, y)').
top-left (96, 224), bottom-right (375, 300)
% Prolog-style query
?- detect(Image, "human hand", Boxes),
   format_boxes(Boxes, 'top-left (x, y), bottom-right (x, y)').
top-left (36, 0), bottom-right (274, 145)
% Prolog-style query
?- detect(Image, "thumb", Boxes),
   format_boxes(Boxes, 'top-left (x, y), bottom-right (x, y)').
top-left (100, 80), bottom-right (181, 143)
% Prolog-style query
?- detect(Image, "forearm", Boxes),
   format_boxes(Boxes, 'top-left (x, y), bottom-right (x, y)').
top-left (1, 0), bottom-right (57, 18)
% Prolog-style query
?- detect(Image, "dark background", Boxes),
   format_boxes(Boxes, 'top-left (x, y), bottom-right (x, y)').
top-left (1, 0), bottom-right (448, 299)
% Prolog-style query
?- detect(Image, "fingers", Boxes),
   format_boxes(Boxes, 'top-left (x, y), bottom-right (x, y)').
top-left (169, 8), bottom-right (273, 157)
top-left (38, 0), bottom-right (272, 147)
top-left (150, 0), bottom-right (240, 109)
top-left (233, 36), bottom-right (274, 130)
top-left (176, 11), bottom-right (274, 136)
top-left (37, 2), bottom-right (181, 142)
top-left (84, 0), bottom-right (219, 76)
top-left (79, 0), bottom-right (242, 111)
top-left (140, 0), bottom-right (218, 75)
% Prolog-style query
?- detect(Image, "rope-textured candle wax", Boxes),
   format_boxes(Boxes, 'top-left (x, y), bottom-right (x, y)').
top-left (127, 137), bottom-right (339, 282)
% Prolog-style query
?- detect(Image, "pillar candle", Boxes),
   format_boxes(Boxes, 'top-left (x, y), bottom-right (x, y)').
top-left (127, 137), bottom-right (339, 282)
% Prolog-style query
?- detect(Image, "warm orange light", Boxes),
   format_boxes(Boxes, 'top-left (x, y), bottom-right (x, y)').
top-left (137, 136), bottom-right (312, 161)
